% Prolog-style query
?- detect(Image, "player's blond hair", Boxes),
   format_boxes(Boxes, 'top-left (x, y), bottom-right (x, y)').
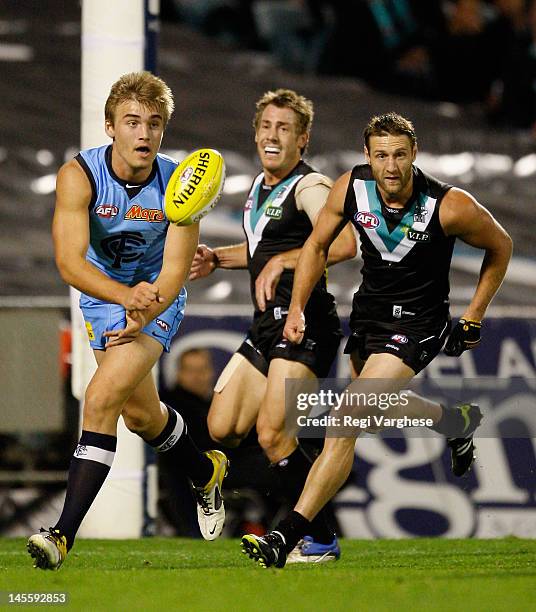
top-left (105, 71), bottom-right (175, 127)
top-left (253, 89), bottom-right (314, 137)
top-left (363, 112), bottom-right (417, 151)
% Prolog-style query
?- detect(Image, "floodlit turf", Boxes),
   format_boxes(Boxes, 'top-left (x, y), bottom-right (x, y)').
top-left (1, 538), bottom-right (535, 611)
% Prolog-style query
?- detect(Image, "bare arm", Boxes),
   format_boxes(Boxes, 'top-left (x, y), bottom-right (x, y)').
top-left (189, 242), bottom-right (247, 280)
top-left (296, 172), bottom-right (356, 266)
top-left (283, 172), bottom-right (352, 342)
top-left (146, 222), bottom-right (200, 318)
top-left (254, 226), bottom-right (356, 312)
top-left (258, 224), bottom-right (356, 271)
top-left (53, 160), bottom-right (161, 310)
top-left (440, 187), bottom-right (513, 321)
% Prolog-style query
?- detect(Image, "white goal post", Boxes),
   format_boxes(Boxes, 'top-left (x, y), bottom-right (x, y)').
top-left (72, 0), bottom-right (159, 539)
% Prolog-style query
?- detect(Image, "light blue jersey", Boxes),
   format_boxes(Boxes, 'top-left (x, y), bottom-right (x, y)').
top-left (77, 144), bottom-right (176, 287)
top-left (75, 145), bottom-right (186, 351)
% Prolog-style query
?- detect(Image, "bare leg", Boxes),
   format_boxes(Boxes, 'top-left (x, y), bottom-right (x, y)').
top-left (207, 353), bottom-right (266, 447)
top-left (294, 436), bottom-right (356, 521)
top-left (256, 358), bottom-right (316, 463)
top-left (294, 353), bottom-right (415, 521)
top-left (84, 335), bottom-right (163, 435)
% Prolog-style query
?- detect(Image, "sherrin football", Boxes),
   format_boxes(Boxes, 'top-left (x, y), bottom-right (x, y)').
top-left (164, 148), bottom-right (225, 225)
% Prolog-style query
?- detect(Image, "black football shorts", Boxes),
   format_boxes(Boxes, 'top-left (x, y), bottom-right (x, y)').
top-left (344, 319), bottom-right (451, 374)
top-left (237, 305), bottom-right (342, 378)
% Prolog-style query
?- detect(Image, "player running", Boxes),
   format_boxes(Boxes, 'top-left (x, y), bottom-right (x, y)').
top-left (190, 89), bottom-right (356, 562)
top-left (242, 112), bottom-right (512, 568)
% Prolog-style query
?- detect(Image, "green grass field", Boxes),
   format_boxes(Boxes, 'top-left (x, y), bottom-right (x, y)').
top-left (1, 538), bottom-right (535, 611)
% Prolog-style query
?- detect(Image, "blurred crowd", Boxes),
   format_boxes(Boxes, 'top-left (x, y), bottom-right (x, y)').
top-left (163, 0), bottom-right (536, 132)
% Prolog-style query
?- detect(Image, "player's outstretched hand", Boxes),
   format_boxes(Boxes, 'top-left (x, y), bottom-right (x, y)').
top-left (104, 310), bottom-right (147, 348)
top-left (255, 255), bottom-right (284, 312)
top-left (444, 318), bottom-right (482, 356)
top-left (189, 244), bottom-right (217, 280)
top-left (283, 308), bottom-right (306, 344)
top-left (124, 282), bottom-right (163, 310)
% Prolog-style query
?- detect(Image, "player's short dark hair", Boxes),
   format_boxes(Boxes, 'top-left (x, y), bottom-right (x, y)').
top-left (363, 113), bottom-right (417, 150)
top-left (105, 71), bottom-right (174, 127)
top-left (253, 88), bottom-right (314, 136)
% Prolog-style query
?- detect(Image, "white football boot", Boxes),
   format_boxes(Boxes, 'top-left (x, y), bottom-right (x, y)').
top-left (27, 528), bottom-right (67, 570)
top-left (193, 450), bottom-right (228, 540)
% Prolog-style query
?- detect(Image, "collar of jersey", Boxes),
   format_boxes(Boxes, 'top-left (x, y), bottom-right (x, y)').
top-left (249, 175), bottom-right (296, 231)
top-left (364, 180), bottom-right (425, 252)
top-left (105, 145), bottom-right (157, 190)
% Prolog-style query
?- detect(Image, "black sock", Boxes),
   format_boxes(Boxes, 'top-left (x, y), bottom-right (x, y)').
top-left (147, 404), bottom-right (213, 487)
top-left (224, 445), bottom-right (278, 491)
top-left (274, 510), bottom-right (311, 553)
top-left (55, 430), bottom-right (117, 551)
top-left (432, 405), bottom-right (465, 437)
top-left (272, 444), bottom-right (335, 544)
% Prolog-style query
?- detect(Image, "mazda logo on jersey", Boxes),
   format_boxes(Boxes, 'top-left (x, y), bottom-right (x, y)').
top-left (391, 334), bottom-right (409, 344)
top-left (355, 211), bottom-right (380, 229)
top-left (95, 204), bottom-right (119, 218)
top-left (101, 231), bottom-right (146, 269)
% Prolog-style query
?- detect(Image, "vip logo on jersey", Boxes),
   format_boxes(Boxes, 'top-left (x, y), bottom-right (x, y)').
top-left (391, 334), bottom-right (409, 344)
top-left (125, 204), bottom-right (165, 222)
top-left (265, 205), bottom-right (282, 219)
top-left (101, 231), bottom-right (146, 269)
top-left (95, 204), bottom-right (119, 218)
top-left (155, 318), bottom-right (170, 332)
top-left (406, 229), bottom-right (430, 242)
top-left (355, 211), bottom-right (380, 229)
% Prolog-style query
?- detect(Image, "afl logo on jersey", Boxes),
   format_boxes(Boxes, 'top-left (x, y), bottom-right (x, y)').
top-left (355, 211), bottom-right (380, 229)
top-left (95, 204), bottom-right (119, 218)
top-left (391, 334), bottom-right (409, 344)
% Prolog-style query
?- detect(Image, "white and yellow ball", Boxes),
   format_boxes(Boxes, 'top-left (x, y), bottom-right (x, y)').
top-left (164, 148), bottom-right (225, 225)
